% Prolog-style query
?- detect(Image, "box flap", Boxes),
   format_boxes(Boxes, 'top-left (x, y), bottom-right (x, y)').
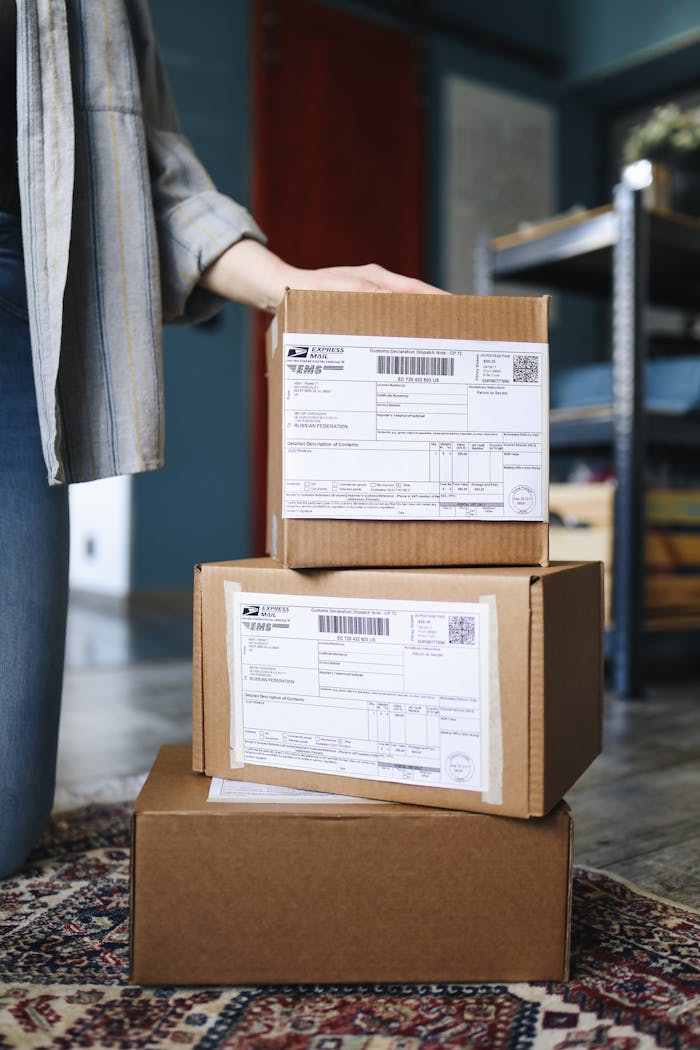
top-left (277, 519), bottom-right (549, 570)
top-left (192, 565), bottom-right (205, 773)
top-left (128, 811), bottom-right (138, 983)
top-left (563, 804), bottom-right (574, 980)
top-left (533, 562), bottom-right (604, 813)
top-left (281, 289), bottom-right (549, 342)
top-left (528, 571), bottom-right (545, 814)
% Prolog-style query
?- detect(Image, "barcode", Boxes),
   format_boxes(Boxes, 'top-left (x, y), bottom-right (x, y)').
top-left (513, 354), bottom-right (539, 383)
top-left (448, 615), bottom-right (476, 645)
top-left (318, 614), bottom-right (390, 636)
top-left (377, 355), bottom-right (455, 376)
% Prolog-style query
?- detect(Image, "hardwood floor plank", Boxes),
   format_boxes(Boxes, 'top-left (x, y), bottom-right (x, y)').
top-left (585, 833), bottom-right (700, 911)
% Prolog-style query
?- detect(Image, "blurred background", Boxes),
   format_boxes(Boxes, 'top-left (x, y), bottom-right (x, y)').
top-left (67, 0), bottom-right (700, 605)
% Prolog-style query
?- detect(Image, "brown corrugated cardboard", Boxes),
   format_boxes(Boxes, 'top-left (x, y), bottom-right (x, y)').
top-left (131, 745), bottom-right (573, 985)
top-left (193, 557), bottom-right (603, 817)
top-left (550, 483), bottom-right (700, 624)
top-left (550, 483), bottom-right (613, 624)
top-left (267, 290), bottom-right (549, 567)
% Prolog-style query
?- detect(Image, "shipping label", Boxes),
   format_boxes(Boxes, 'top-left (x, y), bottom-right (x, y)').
top-left (207, 778), bottom-right (386, 804)
top-left (282, 332), bottom-right (548, 520)
top-left (229, 591), bottom-right (489, 792)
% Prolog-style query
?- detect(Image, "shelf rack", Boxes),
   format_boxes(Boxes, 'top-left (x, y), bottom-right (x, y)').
top-left (475, 179), bottom-right (700, 697)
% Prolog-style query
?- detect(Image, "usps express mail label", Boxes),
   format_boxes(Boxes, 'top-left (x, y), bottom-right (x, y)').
top-left (230, 591), bottom-right (490, 793)
top-left (282, 333), bottom-right (548, 520)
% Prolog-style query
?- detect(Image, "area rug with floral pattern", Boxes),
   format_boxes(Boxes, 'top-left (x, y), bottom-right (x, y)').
top-left (0, 802), bottom-right (698, 1049)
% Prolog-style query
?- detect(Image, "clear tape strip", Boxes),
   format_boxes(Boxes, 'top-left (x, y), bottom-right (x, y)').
top-left (224, 580), bottom-right (245, 769)
top-left (481, 595), bottom-right (503, 805)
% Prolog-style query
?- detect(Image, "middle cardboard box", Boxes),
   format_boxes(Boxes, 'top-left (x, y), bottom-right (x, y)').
top-left (193, 557), bottom-right (603, 819)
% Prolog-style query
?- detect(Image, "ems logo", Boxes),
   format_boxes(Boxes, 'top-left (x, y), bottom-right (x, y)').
top-left (241, 606), bottom-right (260, 617)
top-left (286, 346), bottom-right (309, 359)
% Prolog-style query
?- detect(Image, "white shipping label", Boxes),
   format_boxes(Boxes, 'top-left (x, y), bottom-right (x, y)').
top-left (229, 591), bottom-right (490, 792)
top-left (282, 332), bottom-right (548, 520)
top-left (207, 778), bottom-right (386, 804)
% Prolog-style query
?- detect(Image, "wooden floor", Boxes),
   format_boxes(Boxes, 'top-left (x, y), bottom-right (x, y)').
top-left (57, 595), bottom-right (700, 909)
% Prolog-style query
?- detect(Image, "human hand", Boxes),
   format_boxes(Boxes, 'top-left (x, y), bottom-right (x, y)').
top-left (286, 262), bottom-right (447, 298)
top-left (200, 239), bottom-right (448, 314)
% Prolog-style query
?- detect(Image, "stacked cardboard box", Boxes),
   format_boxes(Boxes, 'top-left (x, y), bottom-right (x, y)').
top-left (131, 292), bottom-right (604, 985)
top-left (646, 489), bottom-right (700, 622)
top-left (550, 482), bottom-right (614, 625)
top-left (550, 482), bottom-right (700, 626)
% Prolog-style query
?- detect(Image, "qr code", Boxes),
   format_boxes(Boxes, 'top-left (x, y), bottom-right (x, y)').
top-left (513, 354), bottom-right (539, 383)
top-left (448, 615), bottom-right (476, 645)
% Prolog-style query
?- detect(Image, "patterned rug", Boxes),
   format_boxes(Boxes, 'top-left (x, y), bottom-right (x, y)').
top-left (0, 804), bottom-right (698, 1050)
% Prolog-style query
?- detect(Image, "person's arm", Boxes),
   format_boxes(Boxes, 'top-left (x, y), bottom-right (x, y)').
top-left (128, 0), bottom-right (445, 320)
top-left (199, 237), bottom-right (446, 314)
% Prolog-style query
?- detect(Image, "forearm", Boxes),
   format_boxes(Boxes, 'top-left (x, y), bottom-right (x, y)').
top-left (198, 238), bottom-right (297, 314)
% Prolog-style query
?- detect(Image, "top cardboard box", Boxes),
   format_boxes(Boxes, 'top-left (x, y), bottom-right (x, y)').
top-left (266, 290), bottom-right (550, 568)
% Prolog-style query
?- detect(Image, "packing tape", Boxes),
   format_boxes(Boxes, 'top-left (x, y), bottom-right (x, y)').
top-left (224, 580), bottom-right (245, 769)
top-left (480, 594), bottom-right (503, 805)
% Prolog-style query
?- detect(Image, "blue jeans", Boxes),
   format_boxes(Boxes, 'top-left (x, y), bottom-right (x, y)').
top-left (0, 213), bottom-right (69, 877)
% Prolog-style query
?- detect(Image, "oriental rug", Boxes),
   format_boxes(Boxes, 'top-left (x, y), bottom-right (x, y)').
top-left (0, 802), bottom-right (698, 1050)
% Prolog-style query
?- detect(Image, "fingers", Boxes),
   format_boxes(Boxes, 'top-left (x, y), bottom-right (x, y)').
top-left (297, 263), bottom-right (448, 295)
top-left (354, 263), bottom-right (447, 294)
top-left (384, 274), bottom-right (448, 294)
top-left (315, 270), bottom-right (388, 293)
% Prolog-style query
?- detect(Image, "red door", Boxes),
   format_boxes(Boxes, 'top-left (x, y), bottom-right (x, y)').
top-left (251, 0), bottom-right (426, 551)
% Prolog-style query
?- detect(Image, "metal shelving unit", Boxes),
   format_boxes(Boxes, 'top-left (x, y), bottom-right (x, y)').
top-left (475, 178), bottom-right (700, 697)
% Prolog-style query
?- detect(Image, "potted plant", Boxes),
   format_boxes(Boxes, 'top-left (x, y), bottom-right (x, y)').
top-left (623, 103), bottom-right (700, 215)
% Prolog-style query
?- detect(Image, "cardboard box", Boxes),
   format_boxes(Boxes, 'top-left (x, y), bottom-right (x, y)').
top-left (193, 557), bottom-right (603, 818)
top-left (647, 488), bottom-right (700, 525)
top-left (267, 290), bottom-right (550, 567)
top-left (550, 483), bottom-right (700, 624)
top-left (131, 745), bottom-right (573, 985)
top-left (646, 489), bottom-right (700, 575)
top-left (550, 482), bottom-right (615, 531)
top-left (550, 482), bottom-right (613, 625)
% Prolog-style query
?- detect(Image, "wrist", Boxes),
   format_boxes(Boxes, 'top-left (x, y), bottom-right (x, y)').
top-left (200, 239), bottom-right (299, 313)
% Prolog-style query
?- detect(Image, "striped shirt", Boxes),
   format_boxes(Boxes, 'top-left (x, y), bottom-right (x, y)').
top-left (16, 0), bottom-right (265, 484)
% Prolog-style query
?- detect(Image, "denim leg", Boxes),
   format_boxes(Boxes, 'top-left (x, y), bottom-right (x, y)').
top-left (0, 217), bottom-right (69, 878)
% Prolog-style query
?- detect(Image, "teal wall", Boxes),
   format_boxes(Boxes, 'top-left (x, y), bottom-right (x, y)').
top-left (131, 0), bottom-right (256, 590)
top-left (560, 0), bottom-right (700, 105)
top-left (424, 7), bottom-right (600, 374)
top-left (562, 0), bottom-right (700, 84)
top-left (433, 0), bottom-right (563, 58)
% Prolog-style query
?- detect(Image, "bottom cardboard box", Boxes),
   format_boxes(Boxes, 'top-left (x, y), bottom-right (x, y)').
top-left (130, 746), bottom-right (573, 985)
